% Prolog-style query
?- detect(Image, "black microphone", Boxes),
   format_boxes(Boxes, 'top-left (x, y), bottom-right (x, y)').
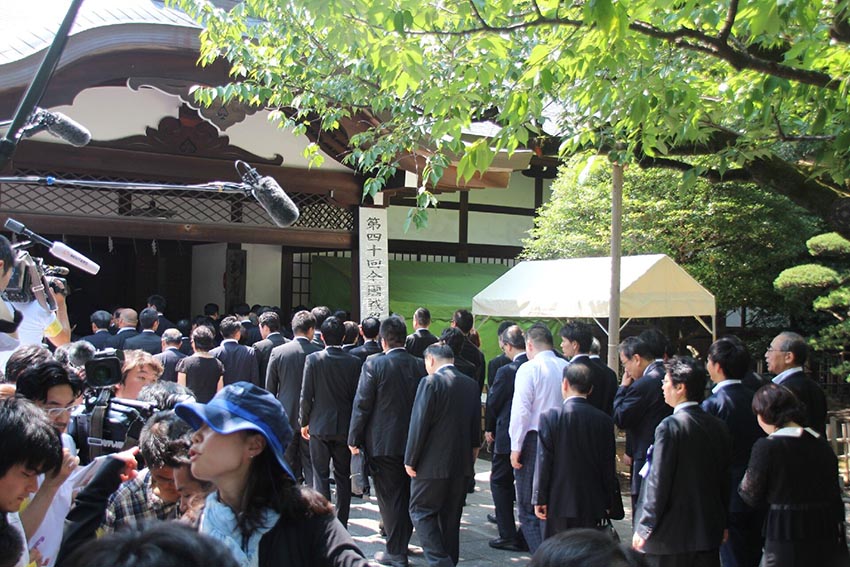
top-left (236, 161), bottom-right (300, 228)
top-left (4, 218), bottom-right (100, 274)
top-left (36, 109), bottom-right (91, 147)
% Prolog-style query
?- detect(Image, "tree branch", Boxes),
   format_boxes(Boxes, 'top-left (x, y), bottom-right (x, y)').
top-left (717, 0), bottom-right (739, 42)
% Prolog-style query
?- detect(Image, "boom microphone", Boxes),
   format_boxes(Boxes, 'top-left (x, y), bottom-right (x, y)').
top-left (4, 218), bottom-right (100, 274)
top-left (236, 161), bottom-right (300, 228)
top-left (21, 108), bottom-right (91, 147)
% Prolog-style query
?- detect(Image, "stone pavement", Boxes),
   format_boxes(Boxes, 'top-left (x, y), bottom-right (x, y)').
top-left (347, 458), bottom-right (633, 566)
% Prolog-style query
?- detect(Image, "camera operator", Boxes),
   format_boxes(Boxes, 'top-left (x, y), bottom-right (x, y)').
top-left (0, 236), bottom-right (22, 357)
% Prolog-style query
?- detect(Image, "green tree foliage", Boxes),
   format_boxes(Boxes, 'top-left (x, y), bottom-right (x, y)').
top-left (172, 0), bottom-right (850, 227)
top-left (523, 156), bottom-right (823, 315)
top-left (775, 232), bottom-right (850, 380)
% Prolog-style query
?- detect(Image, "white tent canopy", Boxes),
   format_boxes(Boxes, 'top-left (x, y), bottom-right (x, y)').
top-left (472, 254), bottom-right (716, 336)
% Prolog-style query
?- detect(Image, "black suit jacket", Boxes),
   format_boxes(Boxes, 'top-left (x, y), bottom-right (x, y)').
top-left (348, 348), bottom-right (426, 457)
top-left (80, 330), bottom-right (110, 350)
top-left (154, 347), bottom-right (187, 383)
top-left (179, 337), bottom-right (193, 356)
top-left (533, 397), bottom-right (617, 520)
top-left (211, 340), bottom-right (260, 386)
top-left (701, 382), bottom-right (765, 513)
top-left (613, 360), bottom-right (672, 463)
top-left (123, 330), bottom-right (162, 355)
top-left (636, 405), bottom-right (731, 554)
top-left (155, 314), bottom-right (175, 336)
top-left (239, 321), bottom-right (263, 346)
top-left (107, 328), bottom-right (139, 350)
top-left (349, 340), bottom-right (382, 363)
top-left (572, 355), bottom-right (618, 416)
top-left (460, 338), bottom-right (486, 392)
top-left (404, 328), bottom-right (438, 358)
top-left (776, 370), bottom-right (827, 436)
top-left (252, 333), bottom-right (288, 382)
top-left (299, 347), bottom-right (362, 437)
top-left (404, 365), bottom-right (480, 479)
top-left (487, 353), bottom-right (511, 388)
top-left (266, 337), bottom-right (322, 432)
top-left (484, 353), bottom-right (528, 454)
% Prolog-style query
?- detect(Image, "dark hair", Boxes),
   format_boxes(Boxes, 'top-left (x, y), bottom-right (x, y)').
top-left (147, 295), bottom-right (167, 312)
top-left (67, 341), bottom-right (96, 368)
top-left (291, 310), bottom-right (316, 335)
top-left (62, 521), bottom-right (240, 567)
top-left (0, 513), bottom-right (23, 567)
top-left (424, 343), bottom-right (455, 361)
top-left (618, 336), bottom-right (653, 360)
top-left (139, 308), bottom-right (159, 330)
top-left (529, 528), bottom-right (647, 567)
top-left (4, 344), bottom-right (51, 384)
top-left (203, 303), bottom-right (219, 317)
top-left (563, 362), bottom-right (593, 394)
top-left (332, 309), bottom-right (349, 321)
top-left (161, 328), bottom-right (183, 346)
top-left (218, 316), bottom-right (241, 339)
top-left (501, 325), bottom-right (526, 350)
top-left (233, 303), bottom-right (250, 317)
top-left (496, 320), bottom-right (516, 341)
top-left (380, 316), bottom-right (407, 348)
top-left (752, 383), bottom-right (807, 427)
top-left (665, 356), bottom-right (708, 402)
top-left (90, 310), bottom-right (112, 330)
top-left (0, 236), bottom-right (14, 277)
top-left (190, 326), bottom-right (215, 352)
top-left (16, 361), bottom-right (81, 403)
top-left (776, 331), bottom-right (808, 366)
top-left (258, 311), bottom-right (280, 332)
top-left (342, 321), bottom-right (359, 345)
top-left (138, 382), bottom-right (195, 410)
top-left (414, 307), bottom-right (431, 326)
top-left (452, 309), bottom-right (473, 333)
top-left (638, 328), bottom-right (672, 359)
top-left (0, 396), bottom-right (62, 478)
top-left (526, 323), bottom-right (554, 349)
top-left (560, 322), bottom-right (593, 353)
top-left (439, 327), bottom-right (465, 356)
top-left (360, 317), bottom-right (380, 339)
top-left (590, 337), bottom-right (602, 356)
top-left (140, 411), bottom-right (194, 469)
top-left (708, 337), bottom-right (750, 379)
top-left (320, 317), bottom-right (344, 346)
top-left (176, 318), bottom-right (192, 337)
top-left (311, 306), bottom-right (332, 328)
top-left (251, 304), bottom-right (262, 314)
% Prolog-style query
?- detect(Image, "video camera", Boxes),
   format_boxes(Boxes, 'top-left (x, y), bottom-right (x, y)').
top-left (1, 247), bottom-right (69, 310)
top-left (71, 349), bottom-right (158, 464)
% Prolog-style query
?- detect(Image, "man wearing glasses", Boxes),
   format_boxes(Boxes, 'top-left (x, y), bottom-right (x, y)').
top-left (765, 331), bottom-right (827, 436)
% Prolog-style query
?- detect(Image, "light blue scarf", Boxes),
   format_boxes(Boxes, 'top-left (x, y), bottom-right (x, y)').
top-left (200, 493), bottom-right (280, 567)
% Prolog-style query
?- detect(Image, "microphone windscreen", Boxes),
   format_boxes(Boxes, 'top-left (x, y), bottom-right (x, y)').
top-left (45, 112), bottom-right (91, 147)
top-left (252, 176), bottom-right (300, 228)
top-left (48, 241), bottom-right (100, 275)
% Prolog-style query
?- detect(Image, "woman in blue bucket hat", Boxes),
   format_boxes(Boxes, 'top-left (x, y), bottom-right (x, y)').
top-left (175, 381), bottom-right (368, 567)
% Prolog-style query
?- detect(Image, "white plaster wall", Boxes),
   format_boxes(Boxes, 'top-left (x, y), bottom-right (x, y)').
top-left (388, 205), bottom-right (459, 242)
top-left (467, 211), bottom-right (534, 247)
top-left (467, 172), bottom-right (553, 209)
top-left (191, 242), bottom-right (226, 316)
top-left (243, 243), bottom-right (282, 306)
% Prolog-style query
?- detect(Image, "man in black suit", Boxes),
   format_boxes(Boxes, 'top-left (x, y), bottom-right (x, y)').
top-left (439, 327), bottom-right (478, 383)
top-left (350, 316), bottom-right (382, 363)
top-left (106, 308), bottom-right (139, 349)
top-left (766, 331), bottom-right (827, 436)
top-left (559, 322), bottom-right (617, 416)
top-left (342, 320), bottom-right (360, 352)
top-left (533, 363), bottom-right (617, 538)
top-left (233, 303), bottom-right (262, 346)
top-left (252, 311), bottom-right (287, 380)
top-left (79, 309), bottom-right (112, 349)
top-left (451, 309), bottom-right (486, 391)
top-left (210, 316), bottom-right (259, 386)
top-left (153, 328), bottom-right (187, 383)
top-left (146, 294), bottom-right (174, 337)
top-left (484, 325), bottom-right (528, 552)
top-left (613, 336), bottom-right (672, 512)
top-left (124, 308), bottom-right (163, 355)
top-left (349, 316), bottom-right (426, 567)
top-left (633, 357), bottom-right (732, 567)
top-left (310, 305), bottom-right (332, 348)
top-left (702, 337), bottom-right (765, 567)
top-left (405, 307), bottom-right (439, 358)
top-left (299, 317), bottom-right (361, 527)
top-left (405, 343), bottom-right (480, 567)
top-left (267, 310), bottom-right (321, 486)
top-left (486, 320), bottom-right (515, 388)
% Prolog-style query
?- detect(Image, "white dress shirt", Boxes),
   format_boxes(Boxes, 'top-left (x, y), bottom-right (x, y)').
top-left (508, 350), bottom-right (568, 451)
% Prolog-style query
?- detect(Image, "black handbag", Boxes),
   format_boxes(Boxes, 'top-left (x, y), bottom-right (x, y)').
top-left (598, 517), bottom-right (620, 542)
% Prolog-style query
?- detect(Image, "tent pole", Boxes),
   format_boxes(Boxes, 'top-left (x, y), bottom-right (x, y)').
top-left (607, 161), bottom-right (624, 372)
top-left (593, 318), bottom-right (609, 336)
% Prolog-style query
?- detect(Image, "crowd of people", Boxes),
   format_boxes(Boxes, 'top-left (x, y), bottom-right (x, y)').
top-left (0, 266), bottom-right (847, 567)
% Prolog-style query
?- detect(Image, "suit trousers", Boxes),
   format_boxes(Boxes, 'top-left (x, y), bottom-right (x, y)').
top-left (631, 457), bottom-right (647, 516)
top-left (515, 431), bottom-right (543, 553)
top-left (645, 549), bottom-right (720, 567)
top-left (309, 435), bottom-right (352, 528)
top-left (370, 455), bottom-right (413, 556)
top-left (544, 516), bottom-right (599, 540)
top-left (285, 434), bottom-right (313, 488)
top-left (721, 509), bottom-right (764, 567)
top-left (490, 453), bottom-right (518, 540)
top-left (410, 475), bottom-right (467, 567)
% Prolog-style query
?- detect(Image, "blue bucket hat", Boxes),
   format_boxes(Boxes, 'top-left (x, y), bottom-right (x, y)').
top-left (175, 381), bottom-right (295, 481)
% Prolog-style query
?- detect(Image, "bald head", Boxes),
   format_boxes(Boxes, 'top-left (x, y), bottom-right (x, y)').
top-left (119, 309), bottom-right (138, 328)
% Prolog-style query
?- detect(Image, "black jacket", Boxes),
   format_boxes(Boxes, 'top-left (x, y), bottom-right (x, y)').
top-left (587, 355), bottom-right (619, 416)
top-left (460, 338), bottom-right (486, 392)
top-left (266, 337), bottom-right (322, 432)
top-left (124, 330), bottom-right (162, 355)
top-left (154, 347), bottom-right (187, 383)
top-left (239, 320), bottom-right (263, 346)
top-left (211, 340), bottom-right (260, 387)
top-left (484, 353), bottom-right (527, 454)
top-left (106, 328), bottom-right (139, 349)
top-left (613, 360), bottom-right (672, 463)
top-left (300, 347), bottom-right (361, 437)
top-left (775, 370), bottom-right (827, 436)
top-left (487, 353), bottom-right (511, 388)
top-left (349, 340), bottom-right (382, 363)
top-left (404, 328), bottom-right (438, 358)
top-left (348, 348), bottom-right (425, 457)
top-left (80, 330), bottom-right (111, 350)
top-left (253, 333), bottom-right (288, 383)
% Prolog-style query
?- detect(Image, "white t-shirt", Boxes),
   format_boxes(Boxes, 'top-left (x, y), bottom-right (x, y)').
top-left (0, 300), bottom-right (61, 370)
top-left (9, 511), bottom-right (29, 567)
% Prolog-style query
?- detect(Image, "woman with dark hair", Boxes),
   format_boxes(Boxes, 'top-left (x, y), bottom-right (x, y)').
top-left (529, 529), bottom-right (646, 567)
top-left (175, 382), bottom-right (368, 567)
top-left (176, 326), bottom-right (224, 404)
top-left (739, 384), bottom-right (850, 567)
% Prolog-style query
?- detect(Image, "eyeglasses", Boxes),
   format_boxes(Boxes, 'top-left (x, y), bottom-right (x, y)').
top-left (765, 348), bottom-right (787, 353)
top-left (45, 405), bottom-right (78, 417)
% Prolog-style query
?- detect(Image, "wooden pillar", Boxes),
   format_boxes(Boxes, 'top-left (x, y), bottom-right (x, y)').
top-left (458, 191), bottom-right (469, 263)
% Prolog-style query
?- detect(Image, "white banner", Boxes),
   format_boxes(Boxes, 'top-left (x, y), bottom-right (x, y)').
top-left (359, 207), bottom-right (389, 319)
